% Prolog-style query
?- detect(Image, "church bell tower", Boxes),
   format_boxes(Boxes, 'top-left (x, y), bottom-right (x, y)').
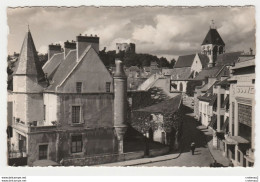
top-left (201, 20), bottom-right (225, 67)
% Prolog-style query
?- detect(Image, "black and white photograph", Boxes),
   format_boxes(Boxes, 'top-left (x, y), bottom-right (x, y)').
top-left (5, 6), bottom-right (256, 168)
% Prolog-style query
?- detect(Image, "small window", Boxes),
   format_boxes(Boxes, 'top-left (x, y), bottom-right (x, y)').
top-left (106, 82), bottom-right (111, 92)
top-left (72, 106), bottom-right (81, 123)
top-left (71, 135), bottom-right (82, 153)
top-left (39, 145), bottom-right (48, 160)
top-left (76, 82), bottom-right (82, 93)
top-left (44, 105), bottom-right (46, 120)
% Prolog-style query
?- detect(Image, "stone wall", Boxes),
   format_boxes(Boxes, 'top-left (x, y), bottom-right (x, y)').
top-left (63, 146), bottom-right (169, 166)
top-left (26, 127), bottom-right (117, 166)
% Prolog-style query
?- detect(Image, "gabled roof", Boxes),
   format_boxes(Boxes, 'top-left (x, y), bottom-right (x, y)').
top-left (43, 52), bottom-right (64, 80)
top-left (134, 94), bottom-right (182, 114)
top-left (216, 78), bottom-right (230, 86)
top-left (193, 65), bottom-right (224, 80)
top-left (174, 54), bottom-right (196, 68)
top-left (198, 53), bottom-right (210, 68)
top-left (46, 50), bottom-right (77, 91)
top-left (202, 28), bottom-right (225, 46)
top-left (171, 67), bottom-right (192, 80)
top-left (14, 31), bottom-right (46, 82)
top-left (215, 52), bottom-right (242, 66)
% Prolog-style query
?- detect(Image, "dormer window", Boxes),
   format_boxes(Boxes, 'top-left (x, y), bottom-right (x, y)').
top-left (76, 82), bottom-right (82, 93)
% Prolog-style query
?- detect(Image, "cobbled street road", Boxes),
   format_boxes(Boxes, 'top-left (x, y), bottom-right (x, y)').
top-left (138, 105), bottom-right (214, 167)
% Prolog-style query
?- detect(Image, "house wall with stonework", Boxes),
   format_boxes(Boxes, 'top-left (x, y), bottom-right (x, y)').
top-left (26, 127), bottom-right (117, 166)
top-left (27, 132), bottom-right (57, 166)
top-left (57, 48), bottom-right (113, 93)
top-left (199, 100), bottom-right (211, 126)
top-left (43, 93), bottom-right (58, 125)
top-left (13, 93), bottom-right (44, 125)
top-left (57, 93), bottom-right (114, 129)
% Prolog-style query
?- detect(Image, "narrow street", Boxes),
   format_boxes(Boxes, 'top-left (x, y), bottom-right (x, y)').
top-left (136, 103), bottom-right (214, 167)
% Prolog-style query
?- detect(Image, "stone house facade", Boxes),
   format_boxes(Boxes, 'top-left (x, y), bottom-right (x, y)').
top-left (10, 30), bottom-right (128, 166)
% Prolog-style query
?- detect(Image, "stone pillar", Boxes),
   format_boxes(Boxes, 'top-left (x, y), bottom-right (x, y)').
top-left (113, 59), bottom-right (127, 154)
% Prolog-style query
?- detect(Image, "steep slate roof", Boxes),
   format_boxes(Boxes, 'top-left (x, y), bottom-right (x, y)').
top-left (14, 30), bottom-right (46, 82)
top-left (46, 50), bottom-right (78, 91)
top-left (174, 54), bottom-right (196, 68)
top-left (162, 68), bottom-right (174, 76)
top-left (202, 28), bottom-right (225, 46)
top-left (43, 52), bottom-right (64, 80)
top-left (216, 78), bottom-right (230, 86)
top-left (198, 53), bottom-right (210, 68)
top-left (215, 52), bottom-right (242, 66)
top-left (134, 94), bottom-right (182, 114)
top-left (193, 65), bottom-right (224, 80)
top-left (198, 93), bottom-right (216, 102)
top-left (171, 67), bottom-right (192, 80)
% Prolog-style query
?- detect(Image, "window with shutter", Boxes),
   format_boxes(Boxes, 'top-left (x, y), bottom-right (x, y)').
top-left (72, 106), bottom-right (81, 123)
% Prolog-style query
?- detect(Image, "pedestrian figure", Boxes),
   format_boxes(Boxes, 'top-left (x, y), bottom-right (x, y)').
top-left (190, 142), bottom-right (196, 155)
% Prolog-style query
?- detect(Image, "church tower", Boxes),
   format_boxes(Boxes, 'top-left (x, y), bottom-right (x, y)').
top-left (201, 20), bottom-right (225, 67)
top-left (12, 28), bottom-right (47, 126)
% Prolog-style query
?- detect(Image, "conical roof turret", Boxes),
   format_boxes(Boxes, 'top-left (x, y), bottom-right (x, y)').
top-left (14, 30), bottom-right (46, 82)
top-left (201, 28), bottom-right (225, 46)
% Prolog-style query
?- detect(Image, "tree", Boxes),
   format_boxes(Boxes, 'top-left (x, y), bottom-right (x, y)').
top-left (170, 58), bottom-right (176, 68)
top-left (158, 57), bottom-right (170, 68)
top-left (186, 80), bottom-right (203, 96)
top-left (38, 53), bottom-right (48, 67)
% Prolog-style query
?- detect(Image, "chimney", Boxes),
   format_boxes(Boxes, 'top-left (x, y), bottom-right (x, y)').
top-left (113, 59), bottom-right (127, 154)
top-left (76, 34), bottom-right (99, 60)
top-left (64, 40), bottom-right (76, 58)
top-left (48, 44), bottom-right (62, 60)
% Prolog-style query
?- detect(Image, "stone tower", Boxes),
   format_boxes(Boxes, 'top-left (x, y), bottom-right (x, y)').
top-left (12, 29), bottom-right (47, 126)
top-left (201, 21), bottom-right (225, 67)
top-left (113, 59), bottom-right (128, 154)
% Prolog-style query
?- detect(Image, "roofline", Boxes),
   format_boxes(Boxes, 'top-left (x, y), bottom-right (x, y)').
top-left (215, 65), bottom-right (227, 77)
top-left (42, 52), bottom-right (64, 69)
top-left (64, 49), bottom-right (76, 60)
top-left (56, 45), bottom-right (92, 90)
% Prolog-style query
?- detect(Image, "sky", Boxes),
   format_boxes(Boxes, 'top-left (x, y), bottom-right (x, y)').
top-left (7, 6), bottom-right (256, 61)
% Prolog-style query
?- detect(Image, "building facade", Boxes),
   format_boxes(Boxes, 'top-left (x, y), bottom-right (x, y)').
top-left (10, 30), bottom-right (128, 166)
top-left (224, 57), bottom-right (255, 167)
top-left (170, 53), bottom-right (209, 93)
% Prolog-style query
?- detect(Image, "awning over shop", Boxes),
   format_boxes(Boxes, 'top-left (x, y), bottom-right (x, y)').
top-left (134, 94), bottom-right (182, 114)
top-left (222, 95), bottom-right (229, 108)
top-left (209, 114), bottom-right (217, 129)
top-left (224, 136), bottom-right (250, 145)
top-left (209, 94), bottom-right (217, 106)
top-left (221, 117), bottom-right (229, 131)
